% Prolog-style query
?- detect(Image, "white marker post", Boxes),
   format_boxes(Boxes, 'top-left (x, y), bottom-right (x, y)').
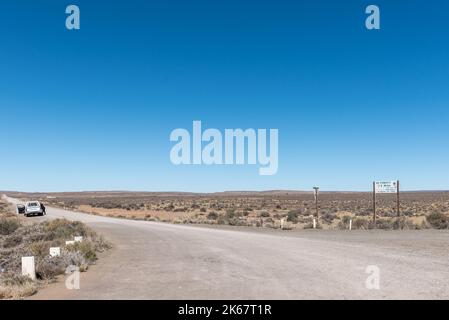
top-left (21, 256), bottom-right (36, 280)
top-left (280, 218), bottom-right (284, 230)
top-left (49, 247), bottom-right (61, 257)
top-left (313, 218), bottom-right (316, 229)
top-left (349, 219), bottom-right (352, 231)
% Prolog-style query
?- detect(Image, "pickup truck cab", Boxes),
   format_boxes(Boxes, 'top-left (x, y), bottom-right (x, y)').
top-left (25, 201), bottom-right (45, 217)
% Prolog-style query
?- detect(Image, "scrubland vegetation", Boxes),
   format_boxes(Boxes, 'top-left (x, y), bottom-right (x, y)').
top-left (0, 199), bottom-right (109, 299)
top-left (6, 191), bottom-right (449, 231)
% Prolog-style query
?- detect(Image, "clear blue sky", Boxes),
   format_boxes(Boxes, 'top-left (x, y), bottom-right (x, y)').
top-left (1, 0), bottom-right (448, 192)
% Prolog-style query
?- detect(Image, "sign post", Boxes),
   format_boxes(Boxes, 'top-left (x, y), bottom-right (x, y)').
top-left (373, 180), bottom-right (400, 224)
top-left (313, 187), bottom-right (319, 219)
top-left (372, 181), bottom-right (376, 225)
top-left (396, 180), bottom-right (400, 217)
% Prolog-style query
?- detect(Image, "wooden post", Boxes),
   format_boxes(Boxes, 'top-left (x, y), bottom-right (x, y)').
top-left (373, 181), bottom-right (376, 226)
top-left (396, 180), bottom-right (400, 217)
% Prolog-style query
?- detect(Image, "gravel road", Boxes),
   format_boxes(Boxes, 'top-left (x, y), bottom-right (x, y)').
top-left (6, 197), bottom-right (449, 299)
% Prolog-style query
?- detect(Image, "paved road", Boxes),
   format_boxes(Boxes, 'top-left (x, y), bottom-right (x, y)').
top-left (6, 197), bottom-right (449, 299)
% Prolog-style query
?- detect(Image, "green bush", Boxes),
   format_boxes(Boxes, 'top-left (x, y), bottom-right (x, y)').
top-left (225, 209), bottom-right (236, 218)
top-left (341, 215), bottom-right (351, 224)
top-left (259, 211), bottom-right (270, 218)
top-left (43, 219), bottom-right (89, 240)
top-left (286, 210), bottom-right (299, 223)
top-left (373, 218), bottom-right (394, 230)
top-left (207, 211), bottom-right (218, 220)
top-left (0, 218), bottom-right (20, 235)
top-left (426, 213), bottom-right (449, 229)
top-left (66, 241), bottom-right (98, 262)
top-left (322, 212), bottom-right (336, 224)
top-left (353, 217), bottom-right (370, 230)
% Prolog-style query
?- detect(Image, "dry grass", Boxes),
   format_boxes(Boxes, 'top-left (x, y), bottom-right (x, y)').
top-left (0, 281), bottom-right (38, 299)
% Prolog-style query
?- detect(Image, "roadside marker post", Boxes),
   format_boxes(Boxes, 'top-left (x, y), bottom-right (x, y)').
top-left (280, 218), bottom-right (285, 230)
top-left (21, 256), bottom-right (36, 280)
top-left (313, 218), bottom-right (316, 229)
top-left (349, 219), bottom-right (352, 231)
top-left (373, 181), bottom-right (376, 226)
top-left (313, 187), bottom-right (319, 219)
top-left (49, 247), bottom-right (61, 257)
top-left (396, 180), bottom-right (400, 217)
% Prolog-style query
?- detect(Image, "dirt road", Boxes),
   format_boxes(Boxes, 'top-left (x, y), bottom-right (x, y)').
top-left (6, 197), bottom-right (449, 299)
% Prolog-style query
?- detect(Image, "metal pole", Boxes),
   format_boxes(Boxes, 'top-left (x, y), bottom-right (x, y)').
top-left (397, 180), bottom-right (400, 217)
top-left (373, 181), bottom-right (376, 226)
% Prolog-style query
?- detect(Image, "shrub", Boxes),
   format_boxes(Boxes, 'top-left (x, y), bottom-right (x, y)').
top-left (228, 217), bottom-right (247, 226)
top-left (286, 210), bottom-right (299, 223)
top-left (225, 209), bottom-right (236, 218)
top-left (36, 256), bottom-right (66, 280)
top-left (392, 217), bottom-right (420, 230)
top-left (207, 211), bottom-right (218, 220)
top-left (0, 277), bottom-right (37, 299)
top-left (426, 213), bottom-right (449, 229)
top-left (353, 217), bottom-right (370, 230)
top-left (43, 219), bottom-right (89, 240)
top-left (259, 211), bottom-right (270, 218)
top-left (303, 221), bottom-right (322, 229)
top-left (341, 215), bottom-right (351, 224)
top-left (0, 218), bottom-right (20, 235)
top-left (322, 212), bottom-right (336, 224)
top-left (66, 241), bottom-right (97, 263)
top-left (374, 218), bottom-right (394, 230)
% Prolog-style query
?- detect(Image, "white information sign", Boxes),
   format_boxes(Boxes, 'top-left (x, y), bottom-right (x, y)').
top-left (375, 181), bottom-right (398, 194)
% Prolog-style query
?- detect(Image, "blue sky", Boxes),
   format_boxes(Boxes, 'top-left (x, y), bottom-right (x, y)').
top-left (1, 0), bottom-right (448, 192)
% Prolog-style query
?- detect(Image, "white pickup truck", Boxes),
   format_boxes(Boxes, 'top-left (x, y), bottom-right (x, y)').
top-left (24, 201), bottom-right (46, 217)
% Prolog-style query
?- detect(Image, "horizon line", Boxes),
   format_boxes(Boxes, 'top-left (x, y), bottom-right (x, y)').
top-left (2, 189), bottom-right (449, 194)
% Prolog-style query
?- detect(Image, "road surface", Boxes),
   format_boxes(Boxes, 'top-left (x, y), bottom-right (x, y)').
top-left (5, 197), bottom-right (449, 299)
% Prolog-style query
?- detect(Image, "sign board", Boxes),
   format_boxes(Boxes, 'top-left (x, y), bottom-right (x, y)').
top-left (50, 247), bottom-right (61, 257)
top-left (375, 181), bottom-right (398, 194)
top-left (22, 256), bottom-right (36, 280)
top-left (313, 187), bottom-right (319, 201)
